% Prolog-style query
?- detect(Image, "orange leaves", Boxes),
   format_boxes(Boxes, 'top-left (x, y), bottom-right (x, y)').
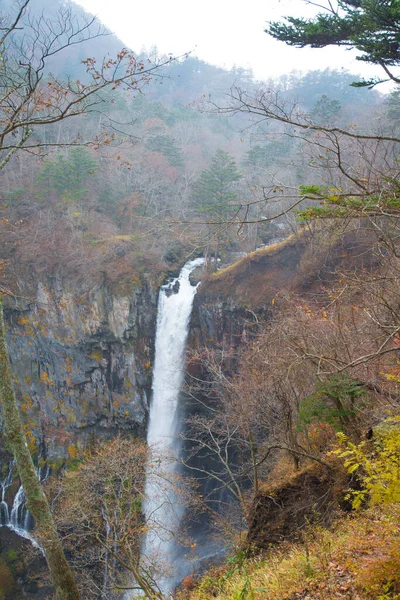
top-left (297, 304), bottom-right (313, 318)
top-left (116, 49), bottom-right (129, 61)
top-left (39, 371), bottom-right (54, 386)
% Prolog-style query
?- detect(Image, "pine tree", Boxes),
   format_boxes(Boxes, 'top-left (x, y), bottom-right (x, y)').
top-left (145, 131), bottom-right (184, 167)
top-left (267, 0), bottom-right (400, 87)
top-left (36, 148), bottom-right (98, 202)
top-left (311, 95), bottom-right (342, 125)
top-left (193, 149), bottom-right (241, 219)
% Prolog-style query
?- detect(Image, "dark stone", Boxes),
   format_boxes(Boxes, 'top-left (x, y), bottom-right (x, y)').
top-left (4, 278), bottom-right (158, 459)
top-left (246, 464), bottom-right (336, 549)
top-left (164, 280), bottom-right (180, 297)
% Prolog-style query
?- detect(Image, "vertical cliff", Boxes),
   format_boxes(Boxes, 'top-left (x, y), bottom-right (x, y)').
top-left (4, 276), bottom-right (158, 459)
top-left (189, 235), bottom-right (308, 353)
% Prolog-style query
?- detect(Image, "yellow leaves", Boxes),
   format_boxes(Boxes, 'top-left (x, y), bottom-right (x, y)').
top-left (68, 445), bottom-right (78, 460)
top-left (271, 292), bottom-right (279, 306)
top-left (17, 316), bottom-right (29, 325)
top-left (297, 305), bottom-right (313, 317)
top-left (28, 436), bottom-right (37, 455)
top-left (90, 350), bottom-right (102, 362)
top-left (347, 462), bottom-right (360, 474)
top-left (334, 418), bottom-right (400, 508)
top-left (39, 371), bottom-right (54, 386)
top-left (380, 360), bottom-right (400, 383)
top-left (380, 371), bottom-right (400, 383)
top-left (23, 424), bottom-right (38, 455)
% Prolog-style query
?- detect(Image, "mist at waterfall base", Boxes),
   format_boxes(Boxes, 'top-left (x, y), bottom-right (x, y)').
top-left (137, 257), bottom-right (223, 596)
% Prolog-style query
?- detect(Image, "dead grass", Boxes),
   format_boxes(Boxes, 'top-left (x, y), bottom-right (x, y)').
top-left (199, 233), bottom-right (308, 306)
top-left (183, 503), bottom-right (400, 600)
top-left (209, 234), bottom-right (299, 283)
top-left (86, 234), bottom-right (138, 245)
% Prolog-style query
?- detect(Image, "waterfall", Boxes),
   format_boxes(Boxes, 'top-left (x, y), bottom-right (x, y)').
top-left (140, 257), bottom-right (205, 596)
top-left (10, 484), bottom-right (26, 528)
top-left (0, 461), bottom-right (14, 526)
top-left (0, 461), bottom-right (47, 550)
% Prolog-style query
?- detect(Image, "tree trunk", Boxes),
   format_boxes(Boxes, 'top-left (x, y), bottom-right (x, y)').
top-left (0, 297), bottom-right (81, 600)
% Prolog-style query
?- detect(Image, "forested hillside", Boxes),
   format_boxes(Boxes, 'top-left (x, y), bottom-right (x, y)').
top-left (0, 0), bottom-right (399, 599)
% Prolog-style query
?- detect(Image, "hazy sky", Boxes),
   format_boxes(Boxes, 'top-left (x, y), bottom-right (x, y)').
top-left (75, 0), bottom-right (385, 83)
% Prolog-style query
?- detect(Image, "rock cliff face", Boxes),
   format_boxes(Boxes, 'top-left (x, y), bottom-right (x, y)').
top-left (246, 464), bottom-right (337, 549)
top-left (4, 276), bottom-right (158, 459)
top-left (189, 235), bottom-right (308, 353)
top-left (190, 227), bottom-right (379, 352)
top-left (190, 295), bottom-right (266, 352)
top-left (1, 229), bottom-right (377, 472)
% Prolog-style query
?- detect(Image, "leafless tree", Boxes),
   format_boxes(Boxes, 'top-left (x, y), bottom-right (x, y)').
top-left (0, 0), bottom-right (175, 168)
top-left (0, 2), bottom-right (177, 598)
top-left (51, 437), bottom-right (199, 600)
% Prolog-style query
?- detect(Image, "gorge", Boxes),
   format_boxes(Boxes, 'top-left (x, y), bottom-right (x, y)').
top-left (1, 1), bottom-right (399, 598)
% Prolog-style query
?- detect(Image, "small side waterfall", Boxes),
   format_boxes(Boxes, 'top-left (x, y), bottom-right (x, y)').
top-left (0, 461), bottom-right (14, 526)
top-left (0, 461), bottom-right (47, 549)
top-left (10, 484), bottom-right (27, 528)
top-left (140, 257), bottom-right (205, 595)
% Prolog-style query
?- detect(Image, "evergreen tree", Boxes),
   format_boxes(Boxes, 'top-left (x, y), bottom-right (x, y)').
top-left (36, 147), bottom-right (98, 202)
top-left (267, 0), bottom-right (400, 87)
top-left (385, 89), bottom-right (400, 121)
top-left (243, 145), bottom-right (271, 168)
top-left (193, 149), bottom-right (241, 218)
top-left (311, 94), bottom-right (342, 125)
top-left (145, 130), bottom-right (184, 166)
top-left (243, 139), bottom-right (292, 168)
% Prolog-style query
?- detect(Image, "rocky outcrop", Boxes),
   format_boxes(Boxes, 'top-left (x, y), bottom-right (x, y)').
top-left (190, 226), bottom-right (380, 353)
top-left (188, 236), bottom-right (305, 354)
top-left (4, 276), bottom-right (158, 459)
top-left (246, 464), bottom-right (337, 549)
top-left (0, 527), bottom-right (51, 599)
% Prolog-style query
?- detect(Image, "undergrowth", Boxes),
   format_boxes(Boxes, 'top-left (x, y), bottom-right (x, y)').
top-left (182, 505), bottom-right (400, 600)
top-left (208, 234), bottom-right (298, 283)
top-left (181, 422), bottom-right (400, 600)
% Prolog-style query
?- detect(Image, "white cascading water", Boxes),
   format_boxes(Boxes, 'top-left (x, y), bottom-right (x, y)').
top-left (0, 461), bottom-right (46, 549)
top-left (0, 461), bottom-right (14, 526)
top-left (139, 257), bottom-right (205, 596)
